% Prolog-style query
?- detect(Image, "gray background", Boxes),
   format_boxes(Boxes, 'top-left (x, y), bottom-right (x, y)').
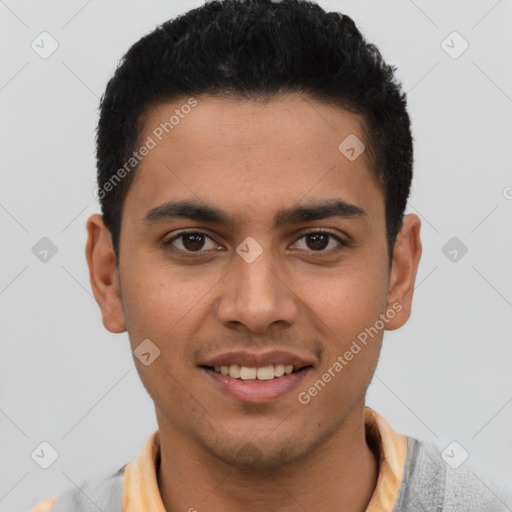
top-left (1, 0), bottom-right (511, 510)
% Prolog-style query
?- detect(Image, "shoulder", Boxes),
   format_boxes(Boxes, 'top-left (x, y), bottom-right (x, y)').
top-left (393, 437), bottom-right (512, 512)
top-left (29, 465), bottom-right (125, 512)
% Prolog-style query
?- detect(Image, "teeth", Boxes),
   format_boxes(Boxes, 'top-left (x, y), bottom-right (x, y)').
top-left (214, 363), bottom-right (299, 380)
top-left (240, 367), bottom-right (257, 380)
top-left (274, 364), bottom-right (285, 377)
top-left (256, 365), bottom-right (274, 380)
top-left (228, 364), bottom-right (241, 378)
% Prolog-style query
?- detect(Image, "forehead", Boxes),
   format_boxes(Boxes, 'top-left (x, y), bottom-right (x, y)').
top-left (122, 94), bottom-right (384, 228)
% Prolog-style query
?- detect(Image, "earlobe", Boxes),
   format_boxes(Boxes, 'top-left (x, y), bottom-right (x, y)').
top-left (85, 214), bottom-right (127, 333)
top-left (385, 214), bottom-right (422, 331)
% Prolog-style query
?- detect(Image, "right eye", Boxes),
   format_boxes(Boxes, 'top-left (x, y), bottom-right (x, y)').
top-left (163, 231), bottom-right (223, 254)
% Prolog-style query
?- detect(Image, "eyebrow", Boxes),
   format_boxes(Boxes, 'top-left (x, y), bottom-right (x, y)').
top-left (142, 198), bottom-right (367, 229)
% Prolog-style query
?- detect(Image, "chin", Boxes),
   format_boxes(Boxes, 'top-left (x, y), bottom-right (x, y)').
top-left (199, 429), bottom-right (323, 472)
top-left (214, 441), bottom-right (303, 471)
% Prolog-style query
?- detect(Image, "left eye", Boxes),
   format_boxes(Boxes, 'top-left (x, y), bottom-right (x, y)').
top-left (292, 232), bottom-right (346, 252)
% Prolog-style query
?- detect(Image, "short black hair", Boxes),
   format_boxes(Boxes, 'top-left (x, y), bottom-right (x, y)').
top-left (96, 0), bottom-right (413, 265)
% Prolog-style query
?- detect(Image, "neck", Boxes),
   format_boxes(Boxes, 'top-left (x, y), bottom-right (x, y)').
top-left (157, 405), bottom-right (379, 512)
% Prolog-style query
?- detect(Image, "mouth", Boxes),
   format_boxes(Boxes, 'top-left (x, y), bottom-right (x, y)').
top-left (198, 351), bottom-right (314, 402)
top-left (201, 363), bottom-right (310, 381)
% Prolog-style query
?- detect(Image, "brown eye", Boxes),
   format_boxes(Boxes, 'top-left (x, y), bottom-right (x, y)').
top-left (164, 232), bottom-right (220, 253)
top-left (305, 233), bottom-right (329, 251)
top-left (292, 231), bottom-right (347, 253)
top-left (182, 233), bottom-right (206, 251)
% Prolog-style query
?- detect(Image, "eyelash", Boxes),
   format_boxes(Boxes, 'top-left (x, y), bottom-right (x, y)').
top-left (162, 229), bottom-right (348, 257)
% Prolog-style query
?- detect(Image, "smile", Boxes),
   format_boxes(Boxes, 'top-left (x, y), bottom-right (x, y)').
top-left (201, 365), bottom-right (312, 403)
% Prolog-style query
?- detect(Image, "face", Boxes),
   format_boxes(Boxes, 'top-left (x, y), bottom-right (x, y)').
top-left (86, 94), bottom-right (421, 470)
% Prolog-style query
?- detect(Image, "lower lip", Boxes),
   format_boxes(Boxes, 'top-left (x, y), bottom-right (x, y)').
top-left (202, 367), bottom-right (312, 403)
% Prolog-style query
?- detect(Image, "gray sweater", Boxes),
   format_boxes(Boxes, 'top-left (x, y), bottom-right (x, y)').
top-left (43, 436), bottom-right (512, 511)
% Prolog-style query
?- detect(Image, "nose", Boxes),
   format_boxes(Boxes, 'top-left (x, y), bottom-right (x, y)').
top-left (216, 245), bottom-right (299, 334)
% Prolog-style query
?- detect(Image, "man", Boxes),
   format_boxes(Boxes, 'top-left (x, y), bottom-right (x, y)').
top-left (30, 0), bottom-right (510, 510)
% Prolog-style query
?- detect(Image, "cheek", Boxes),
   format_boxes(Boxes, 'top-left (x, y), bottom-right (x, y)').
top-left (299, 262), bottom-right (388, 339)
top-left (120, 261), bottom-right (219, 342)
top-left (296, 262), bottom-right (388, 398)
top-left (119, 266), bottom-right (208, 411)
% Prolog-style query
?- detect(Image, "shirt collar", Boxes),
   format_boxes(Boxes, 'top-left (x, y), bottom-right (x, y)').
top-left (364, 406), bottom-right (408, 511)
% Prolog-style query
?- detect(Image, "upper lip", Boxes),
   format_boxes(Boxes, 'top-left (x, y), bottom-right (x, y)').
top-left (199, 350), bottom-right (315, 369)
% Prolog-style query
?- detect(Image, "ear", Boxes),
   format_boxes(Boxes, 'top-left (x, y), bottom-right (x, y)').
top-left (85, 214), bottom-right (127, 333)
top-left (385, 213), bottom-right (422, 331)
